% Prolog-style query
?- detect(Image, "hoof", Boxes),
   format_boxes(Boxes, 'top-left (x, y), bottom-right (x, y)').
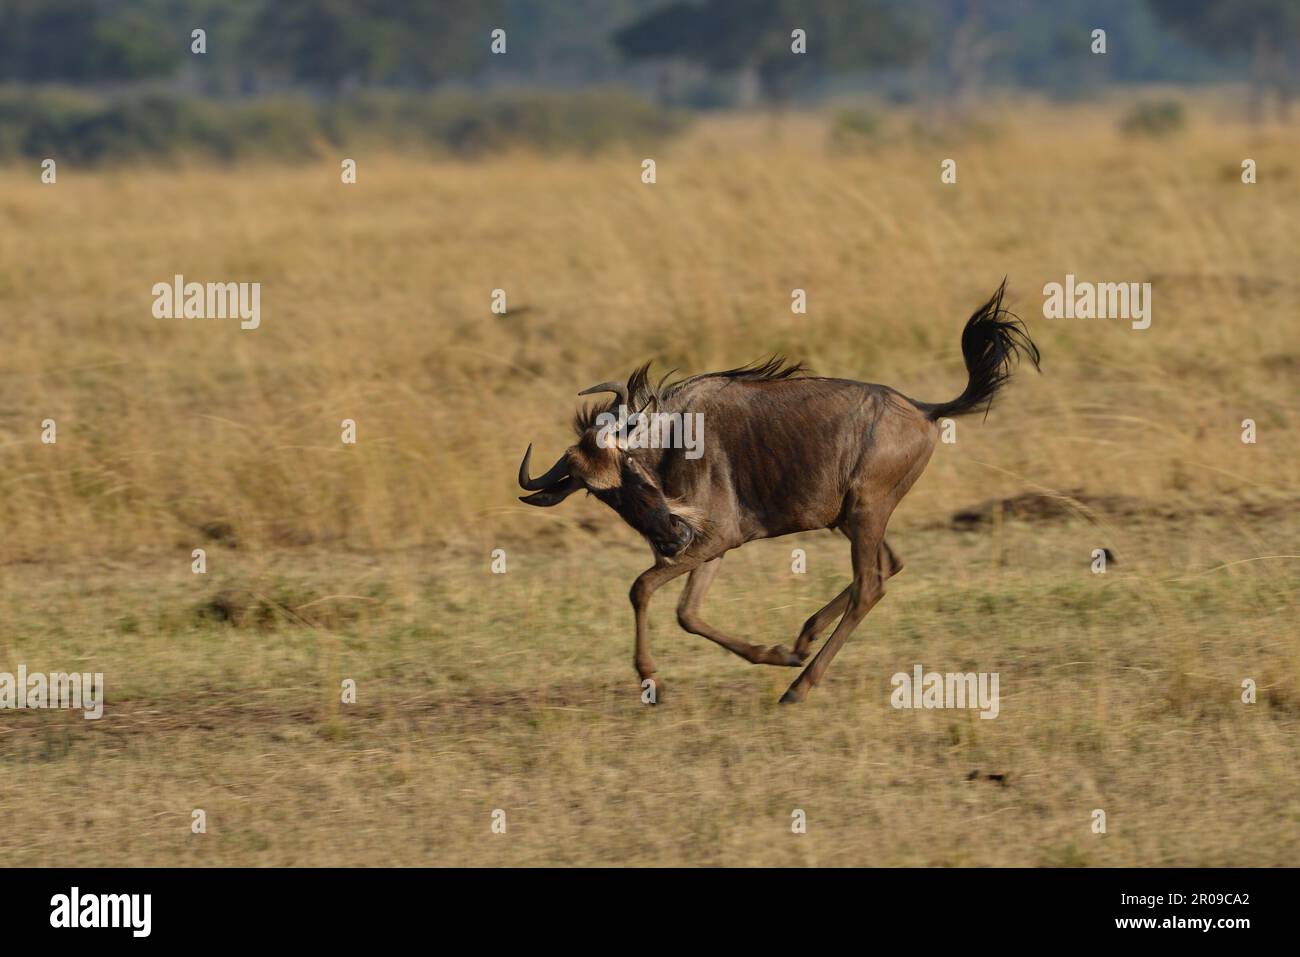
top-left (763, 645), bottom-right (805, 667)
top-left (779, 686), bottom-right (807, 704)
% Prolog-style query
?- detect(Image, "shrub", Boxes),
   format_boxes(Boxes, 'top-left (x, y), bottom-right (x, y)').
top-left (831, 107), bottom-right (885, 147)
top-left (1119, 99), bottom-right (1185, 136)
top-left (0, 87), bottom-right (690, 165)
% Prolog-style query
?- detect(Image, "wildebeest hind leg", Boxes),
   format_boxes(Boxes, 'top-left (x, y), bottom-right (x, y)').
top-left (792, 539), bottom-right (900, 658)
top-left (780, 522), bottom-right (890, 703)
top-left (792, 586), bottom-right (850, 659)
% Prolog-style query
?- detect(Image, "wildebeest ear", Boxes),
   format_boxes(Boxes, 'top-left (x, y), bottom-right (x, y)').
top-left (519, 476), bottom-right (581, 507)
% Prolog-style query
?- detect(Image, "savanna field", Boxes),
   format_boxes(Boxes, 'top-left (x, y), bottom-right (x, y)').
top-left (1, 100), bottom-right (1296, 865)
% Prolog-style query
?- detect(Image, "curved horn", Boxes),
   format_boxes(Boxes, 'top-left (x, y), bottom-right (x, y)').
top-left (518, 443), bottom-right (570, 491)
top-left (579, 380), bottom-right (637, 440)
top-left (519, 475), bottom-right (581, 507)
top-left (578, 381), bottom-right (628, 407)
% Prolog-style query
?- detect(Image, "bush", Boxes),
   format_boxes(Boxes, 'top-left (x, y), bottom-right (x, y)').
top-left (0, 87), bottom-right (690, 165)
top-left (0, 90), bottom-right (324, 164)
top-left (831, 107), bottom-right (885, 147)
top-left (326, 90), bottom-right (689, 157)
top-left (1119, 100), bottom-right (1185, 137)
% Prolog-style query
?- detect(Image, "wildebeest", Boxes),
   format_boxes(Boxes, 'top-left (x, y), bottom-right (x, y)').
top-left (518, 281), bottom-right (1040, 703)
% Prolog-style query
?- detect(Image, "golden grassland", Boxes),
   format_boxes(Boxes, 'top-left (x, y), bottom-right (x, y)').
top-left (0, 100), bottom-right (1297, 865)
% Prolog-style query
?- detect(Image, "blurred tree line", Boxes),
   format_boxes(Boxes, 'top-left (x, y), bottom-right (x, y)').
top-left (0, 0), bottom-right (1294, 114)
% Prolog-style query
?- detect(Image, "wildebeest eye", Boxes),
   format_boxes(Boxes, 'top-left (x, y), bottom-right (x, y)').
top-left (621, 458), bottom-right (653, 486)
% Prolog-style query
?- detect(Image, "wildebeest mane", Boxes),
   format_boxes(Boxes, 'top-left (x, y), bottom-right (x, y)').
top-left (572, 356), bottom-right (808, 436)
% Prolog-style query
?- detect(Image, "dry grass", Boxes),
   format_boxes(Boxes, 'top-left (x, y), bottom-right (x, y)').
top-left (0, 100), bottom-right (1296, 865)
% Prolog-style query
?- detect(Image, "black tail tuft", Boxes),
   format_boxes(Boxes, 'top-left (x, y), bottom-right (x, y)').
top-left (920, 279), bottom-right (1041, 421)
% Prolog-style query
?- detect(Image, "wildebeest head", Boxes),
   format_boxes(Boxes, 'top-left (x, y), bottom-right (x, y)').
top-left (517, 376), bottom-right (694, 558)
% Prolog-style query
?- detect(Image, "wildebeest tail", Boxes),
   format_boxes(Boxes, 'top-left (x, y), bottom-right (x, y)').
top-left (916, 279), bottom-right (1040, 421)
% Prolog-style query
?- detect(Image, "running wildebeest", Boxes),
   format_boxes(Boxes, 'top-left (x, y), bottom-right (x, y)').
top-left (517, 281), bottom-right (1040, 703)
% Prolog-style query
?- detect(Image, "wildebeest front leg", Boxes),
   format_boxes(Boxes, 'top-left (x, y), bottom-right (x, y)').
top-left (631, 561), bottom-right (695, 700)
top-left (676, 558), bottom-right (803, 666)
